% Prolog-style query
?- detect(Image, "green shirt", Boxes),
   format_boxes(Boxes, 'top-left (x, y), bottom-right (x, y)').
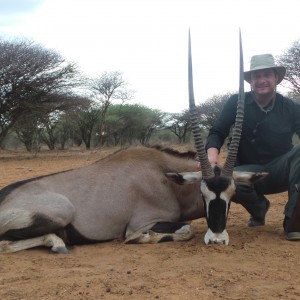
top-left (206, 92), bottom-right (300, 165)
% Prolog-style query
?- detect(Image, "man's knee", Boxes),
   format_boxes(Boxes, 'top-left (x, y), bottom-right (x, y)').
top-left (289, 145), bottom-right (300, 181)
top-left (235, 183), bottom-right (256, 201)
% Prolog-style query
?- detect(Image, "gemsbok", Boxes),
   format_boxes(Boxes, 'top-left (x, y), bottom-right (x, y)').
top-left (0, 30), bottom-right (267, 253)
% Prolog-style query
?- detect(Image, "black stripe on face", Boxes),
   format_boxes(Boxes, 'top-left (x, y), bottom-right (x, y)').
top-left (203, 176), bottom-right (232, 233)
top-left (207, 199), bottom-right (228, 233)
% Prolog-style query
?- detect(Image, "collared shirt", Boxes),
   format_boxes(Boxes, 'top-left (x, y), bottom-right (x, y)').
top-left (206, 92), bottom-right (300, 165)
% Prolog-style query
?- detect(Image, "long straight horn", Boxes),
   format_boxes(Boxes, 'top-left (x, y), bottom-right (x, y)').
top-left (222, 29), bottom-right (245, 177)
top-left (188, 29), bottom-right (214, 179)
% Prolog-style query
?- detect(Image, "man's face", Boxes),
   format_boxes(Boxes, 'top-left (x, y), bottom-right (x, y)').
top-left (250, 69), bottom-right (278, 97)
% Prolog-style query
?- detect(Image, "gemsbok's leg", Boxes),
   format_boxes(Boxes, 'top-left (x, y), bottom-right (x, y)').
top-left (0, 193), bottom-right (75, 253)
top-left (0, 234), bottom-right (69, 253)
top-left (125, 222), bottom-right (194, 244)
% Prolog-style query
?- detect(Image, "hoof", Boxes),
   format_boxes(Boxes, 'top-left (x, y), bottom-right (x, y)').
top-left (51, 246), bottom-right (70, 254)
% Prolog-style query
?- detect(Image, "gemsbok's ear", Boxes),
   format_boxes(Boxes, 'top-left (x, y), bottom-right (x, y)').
top-left (233, 171), bottom-right (268, 184)
top-left (166, 172), bottom-right (202, 185)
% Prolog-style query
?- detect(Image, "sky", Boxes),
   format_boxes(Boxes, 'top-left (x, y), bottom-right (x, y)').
top-left (0, 0), bottom-right (299, 113)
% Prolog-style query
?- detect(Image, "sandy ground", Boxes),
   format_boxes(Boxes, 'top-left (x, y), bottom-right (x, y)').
top-left (0, 147), bottom-right (300, 300)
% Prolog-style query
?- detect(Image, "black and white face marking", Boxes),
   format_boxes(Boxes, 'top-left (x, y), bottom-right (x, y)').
top-left (166, 168), bottom-right (267, 245)
top-left (200, 176), bottom-right (236, 245)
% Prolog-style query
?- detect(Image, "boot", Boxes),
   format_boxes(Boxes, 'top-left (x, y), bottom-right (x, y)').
top-left (233, 183), bottom-right (271, 227)
top-left (247, 199), bottom-right (270, 227)
top-left (284, 184), bottom-right (300, 241)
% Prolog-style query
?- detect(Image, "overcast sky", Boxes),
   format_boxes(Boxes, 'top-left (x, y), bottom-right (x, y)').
top-left (0, 0), bottom-right (299, 112)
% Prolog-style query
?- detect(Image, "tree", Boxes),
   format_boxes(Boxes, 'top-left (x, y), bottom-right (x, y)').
top-left (277, 39), bottom-right (300, 95)
top-left (39, 114), bottom-right (61, 151)
top-left (72, 106), bottom-right (100, 150)
top-left (54, 113), bottom-right (76, 150)
top-left (88, 71), bottom-right (134, 145)
top-left (165, 110), bottom-right (191, 143)
top-left (286, 91), bottom-right (300, 104)
top-left (102, 104), bottom-right (126, 145)
top-left (105, 104), bottom-right (164, 146)
top-left (14, 114), bottom-right (42, 152)
top-left (38, 96), bottom-right (91, 150)
top-left (136, 107), bottom-right (164, 145)
top-left (0, 38), bottom-right (82, 147)
top-left (198, 92), bottom-right (234, 130)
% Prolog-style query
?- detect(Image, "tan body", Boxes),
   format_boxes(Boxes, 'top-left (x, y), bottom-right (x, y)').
top-left (0, 147), bottom-right (203, 253)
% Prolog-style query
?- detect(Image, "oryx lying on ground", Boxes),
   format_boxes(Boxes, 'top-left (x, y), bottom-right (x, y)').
top-left (0, 30), bottom-right (267, 253)
top-left (0, 146), bottom-right (266, 253)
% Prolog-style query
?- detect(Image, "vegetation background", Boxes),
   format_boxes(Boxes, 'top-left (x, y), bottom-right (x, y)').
top-left (1, 38), bottom-right (299, 152)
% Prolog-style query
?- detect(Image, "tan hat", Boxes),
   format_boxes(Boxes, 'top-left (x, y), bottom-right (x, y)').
top-left (244, 53), bottom-right (286, 84)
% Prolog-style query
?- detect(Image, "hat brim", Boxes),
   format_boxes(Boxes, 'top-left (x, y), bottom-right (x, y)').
top-left (244, 66), bottom-right (286, 84)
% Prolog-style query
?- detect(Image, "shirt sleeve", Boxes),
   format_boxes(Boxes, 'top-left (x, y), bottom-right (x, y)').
top-left (293, 100), bottom-right (300, 138)
top-left (206, 94), bottom-right (238, 151)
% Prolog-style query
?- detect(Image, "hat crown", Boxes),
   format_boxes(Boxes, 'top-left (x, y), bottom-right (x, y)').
top-left (250, 53), bottom-right (276, 71)
top-left (244, 53), bottom-right (286, 84)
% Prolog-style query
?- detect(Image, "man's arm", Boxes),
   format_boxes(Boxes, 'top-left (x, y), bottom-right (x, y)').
top-left (205, 94), bottom-right (240, 167)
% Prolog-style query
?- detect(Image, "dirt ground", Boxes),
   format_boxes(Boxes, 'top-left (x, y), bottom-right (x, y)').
top-left (0, 147), bottom-right (299, 300)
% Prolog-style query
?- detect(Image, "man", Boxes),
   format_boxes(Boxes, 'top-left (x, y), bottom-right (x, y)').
top-left (206, 53), bottom-right (300, 240)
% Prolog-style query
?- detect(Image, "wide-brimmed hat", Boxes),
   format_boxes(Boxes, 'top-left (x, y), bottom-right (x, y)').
top-left (244, 53), bottom-right (286, 84)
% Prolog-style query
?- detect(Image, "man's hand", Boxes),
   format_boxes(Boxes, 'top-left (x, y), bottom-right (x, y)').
top-left (207, 147), bottom-right (219, 167)
top-left (196, 147), bottom-right (219, 170)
